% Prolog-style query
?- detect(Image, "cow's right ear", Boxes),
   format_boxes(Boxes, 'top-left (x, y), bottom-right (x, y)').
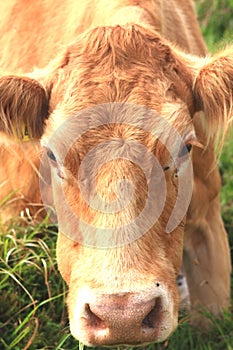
top-left (0, 75), bottom-right (49, 140)
top-left (192, 49), bottom-right (233, 144)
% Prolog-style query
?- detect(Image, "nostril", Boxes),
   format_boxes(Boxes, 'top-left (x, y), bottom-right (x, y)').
top-left (142, 297), bottom-right (162, 329)
top-left (83, 304), bottom-right (107, 330)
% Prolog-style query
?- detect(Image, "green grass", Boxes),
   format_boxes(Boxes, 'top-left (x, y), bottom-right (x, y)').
top-left (0, 219), bottom-right (68, 350)
top-left (195, 0), bottom-right (233, 52)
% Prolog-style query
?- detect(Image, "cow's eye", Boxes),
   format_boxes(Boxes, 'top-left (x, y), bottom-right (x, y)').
top-left (179, 143), bottom-right (192, 158)
top-left (46, 149), bottom-right (65, 179)
top-left (47, 149), bottom-right (57, 163)
top-left (163, 165), bottom-right (170, 171)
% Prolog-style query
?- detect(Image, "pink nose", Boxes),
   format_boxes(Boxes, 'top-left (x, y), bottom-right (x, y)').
top-left (79, 293), bottom-right (165, 346)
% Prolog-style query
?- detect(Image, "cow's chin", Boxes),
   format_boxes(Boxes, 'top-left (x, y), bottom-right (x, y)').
top-left (68, 286), bottom-right (178, 347)
top-left (70, 324), bottom-right (177, 348)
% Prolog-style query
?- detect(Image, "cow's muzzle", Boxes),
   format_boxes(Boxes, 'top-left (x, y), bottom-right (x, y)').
top-left (69, 288), bottom-right (177, 346)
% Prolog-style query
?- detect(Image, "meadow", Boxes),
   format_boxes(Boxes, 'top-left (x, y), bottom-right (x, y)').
top-left (0, 1), bottom-right (233, 349)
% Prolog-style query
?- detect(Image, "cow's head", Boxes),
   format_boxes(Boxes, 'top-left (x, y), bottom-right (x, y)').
top-left (0, 25), bottom-right (232, 346)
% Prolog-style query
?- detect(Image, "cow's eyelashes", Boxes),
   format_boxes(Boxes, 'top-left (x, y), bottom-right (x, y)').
top-left (47, 149), bottom-right (57, 163)
top-left (179, 143), bottom-right (192, 158)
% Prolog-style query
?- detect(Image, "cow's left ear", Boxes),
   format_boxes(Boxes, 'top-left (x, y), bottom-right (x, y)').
top-left (193, 48), bottom-right (233, 142)
top-left (0, 75), bottom-right (49, 140)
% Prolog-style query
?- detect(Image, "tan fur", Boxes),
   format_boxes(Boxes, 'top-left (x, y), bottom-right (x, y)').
top-left (0, 135), bottom-right (45, 223)
top-left (0, 0), bottom-right (206, 73)
top-left (0, 0), bottom-right (232, 345)
top-left (0, 76), bottom-right (49, 138)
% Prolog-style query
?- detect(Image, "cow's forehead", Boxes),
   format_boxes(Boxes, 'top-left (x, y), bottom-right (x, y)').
top-left (48, 25), bottom-right (193, 114)
top-left (44, 25), bottom-right (195, 147)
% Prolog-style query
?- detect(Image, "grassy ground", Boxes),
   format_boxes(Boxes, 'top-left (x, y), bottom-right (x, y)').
top-left (1, 2), bottom-right (233, 350)
top-left (195, 0), bottom-right (233, 51)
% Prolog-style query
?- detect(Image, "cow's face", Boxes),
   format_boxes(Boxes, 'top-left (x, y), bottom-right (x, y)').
top-left (43, 103), bottom-right (194, 345)
top-left (1, 24), bottom-right (232, 346)
top-left (40, 26), bottom-right (197, 345)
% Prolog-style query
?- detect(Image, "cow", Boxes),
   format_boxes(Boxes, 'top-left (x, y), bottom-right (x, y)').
top-left (0, 0), bottom-right (232, 347)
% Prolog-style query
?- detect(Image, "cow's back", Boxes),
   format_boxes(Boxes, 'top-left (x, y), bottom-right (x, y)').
top-left (0, 0), bottom-right (205, 74)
